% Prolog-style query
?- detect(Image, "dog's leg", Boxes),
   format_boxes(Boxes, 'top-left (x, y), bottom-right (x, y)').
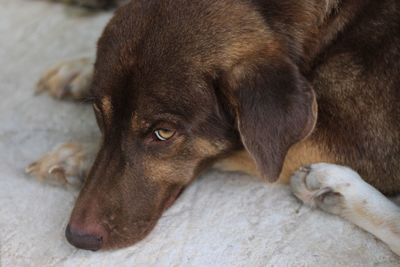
top-left (213, 150), bottom-right (259, 176)
top-left (290, 163), bottom-right (400, 256)
top-left (36, 57), bottom-right (94, 100)
top-left (25, 142), bottom-right (98, 187)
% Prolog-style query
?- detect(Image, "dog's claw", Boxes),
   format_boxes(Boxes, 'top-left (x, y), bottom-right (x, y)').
top-left (25, 162), bottom-right (38, 174)
top-left (48, 165), bottom-right (68, 185)
top-left (48, 165), bottom-right (61, 174)
top-left (298, 165), bottom-right (311, 173)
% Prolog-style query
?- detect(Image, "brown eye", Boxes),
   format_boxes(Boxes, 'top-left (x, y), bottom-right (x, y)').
top-left (154, 129), bottom-right (175, 141)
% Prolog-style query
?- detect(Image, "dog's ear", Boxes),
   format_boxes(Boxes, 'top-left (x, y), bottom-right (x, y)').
top-left (221, 57), bottom-right (317, 182)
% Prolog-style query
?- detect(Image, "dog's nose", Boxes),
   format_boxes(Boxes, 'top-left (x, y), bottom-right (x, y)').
top-left (65, 223), bottom-right (106, 251)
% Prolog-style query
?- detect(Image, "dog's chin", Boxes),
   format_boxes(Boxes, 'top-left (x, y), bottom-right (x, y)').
top-left (163, 185), bottom-right (185, 210)
top-left (99, 186), bottom-right (186, 250)
top-left (101, 220), bottom-right (158, 250)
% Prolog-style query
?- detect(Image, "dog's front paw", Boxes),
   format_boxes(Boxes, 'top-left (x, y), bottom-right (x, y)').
top-left (36, 58), bottom-right (93, 100)
top-left (290, 163), bottom-right (368, 216)
top-left (25, 143), bottom-right (89, 186)
top-left (291, 163), bottom-right (400, 256)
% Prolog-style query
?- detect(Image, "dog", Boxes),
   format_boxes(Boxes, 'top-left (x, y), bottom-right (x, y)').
top-left (26, 0), bottom-right (400, 255)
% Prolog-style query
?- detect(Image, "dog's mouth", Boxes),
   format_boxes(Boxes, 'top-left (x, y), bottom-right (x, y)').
top-left (163, 185), bottom-right (185, 210)
top-left (66, 183), bottom-right (186, 251)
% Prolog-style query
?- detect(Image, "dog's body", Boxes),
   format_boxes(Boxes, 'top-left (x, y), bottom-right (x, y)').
top-left (27, 0), bottom-right (400, 256)
top-left (219, 0), bottom-right (400, 195)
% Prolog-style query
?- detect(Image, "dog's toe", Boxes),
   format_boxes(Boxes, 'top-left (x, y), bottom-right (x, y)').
top-left (291, 163), bottom-right (400, 255)
top-left (36, 58), bottom-right (93, 100)
top-left (290, 163), bottom-right (368, 215)
top-left (25, 142), bottom-right (88, 186)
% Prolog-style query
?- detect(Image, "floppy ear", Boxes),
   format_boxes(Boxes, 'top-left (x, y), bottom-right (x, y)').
top-left (222, 57), bottom-right (317, 182)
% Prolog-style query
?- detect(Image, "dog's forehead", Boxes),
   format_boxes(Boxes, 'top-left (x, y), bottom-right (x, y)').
top-left (134, 85), bottom-right (212, 122)
top-left (96, 0), bottom-right (272, 76)
top-left (94, 77), bottom-right (212, 128)
top-left (93, 55), bottom-right (212, 107)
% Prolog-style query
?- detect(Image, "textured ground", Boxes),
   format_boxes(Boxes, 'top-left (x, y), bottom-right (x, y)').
top-left (0, 0), bottom-right (399, 266)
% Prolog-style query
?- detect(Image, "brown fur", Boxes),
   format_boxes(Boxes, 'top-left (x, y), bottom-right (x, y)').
top-left (213, 139), bottom-right (336, 185)
top-left (62, 0), bottom-right (400, 250)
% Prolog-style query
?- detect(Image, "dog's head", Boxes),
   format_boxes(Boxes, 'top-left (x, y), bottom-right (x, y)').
top-left (66, 0), bottom-right (316, 251)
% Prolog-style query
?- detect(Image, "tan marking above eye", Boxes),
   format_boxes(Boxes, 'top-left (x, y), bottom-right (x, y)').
top-left (101, 97), bottom-right (112, 114)
top-left (154, 129), bottom-right (175, 141)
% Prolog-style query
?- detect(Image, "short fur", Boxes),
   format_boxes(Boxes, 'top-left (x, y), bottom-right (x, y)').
top-left (32, 0), bottom-right (400, 252)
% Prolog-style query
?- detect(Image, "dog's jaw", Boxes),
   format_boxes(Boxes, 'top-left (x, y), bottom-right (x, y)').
top-left (163, 186), bottom-right (185, 210)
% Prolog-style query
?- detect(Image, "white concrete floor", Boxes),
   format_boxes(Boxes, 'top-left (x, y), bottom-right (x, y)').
top-left (0, 1), bottom-right (399, 266)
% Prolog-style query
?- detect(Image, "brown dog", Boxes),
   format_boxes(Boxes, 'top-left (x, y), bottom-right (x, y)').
top-left (27, 0), bottom-right (400, 255)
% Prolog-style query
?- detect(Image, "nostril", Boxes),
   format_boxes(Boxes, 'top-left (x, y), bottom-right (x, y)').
top-left (65, 224), bottom-right (105, 251)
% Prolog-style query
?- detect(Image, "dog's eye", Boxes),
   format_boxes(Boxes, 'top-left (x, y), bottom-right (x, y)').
top-left (93, 103), bottom-right (105, 132)
top-left (154, 129), bottom-right (175, 141)
top-left (93, 103), bottom-right (101, 113)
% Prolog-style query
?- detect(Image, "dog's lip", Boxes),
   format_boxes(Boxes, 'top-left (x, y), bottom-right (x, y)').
top-left (163, 186), bottom-right (185, 210)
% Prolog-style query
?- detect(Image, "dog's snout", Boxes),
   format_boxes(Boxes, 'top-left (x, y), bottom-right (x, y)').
top-left (65, 223), bottom-right (107, 251)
